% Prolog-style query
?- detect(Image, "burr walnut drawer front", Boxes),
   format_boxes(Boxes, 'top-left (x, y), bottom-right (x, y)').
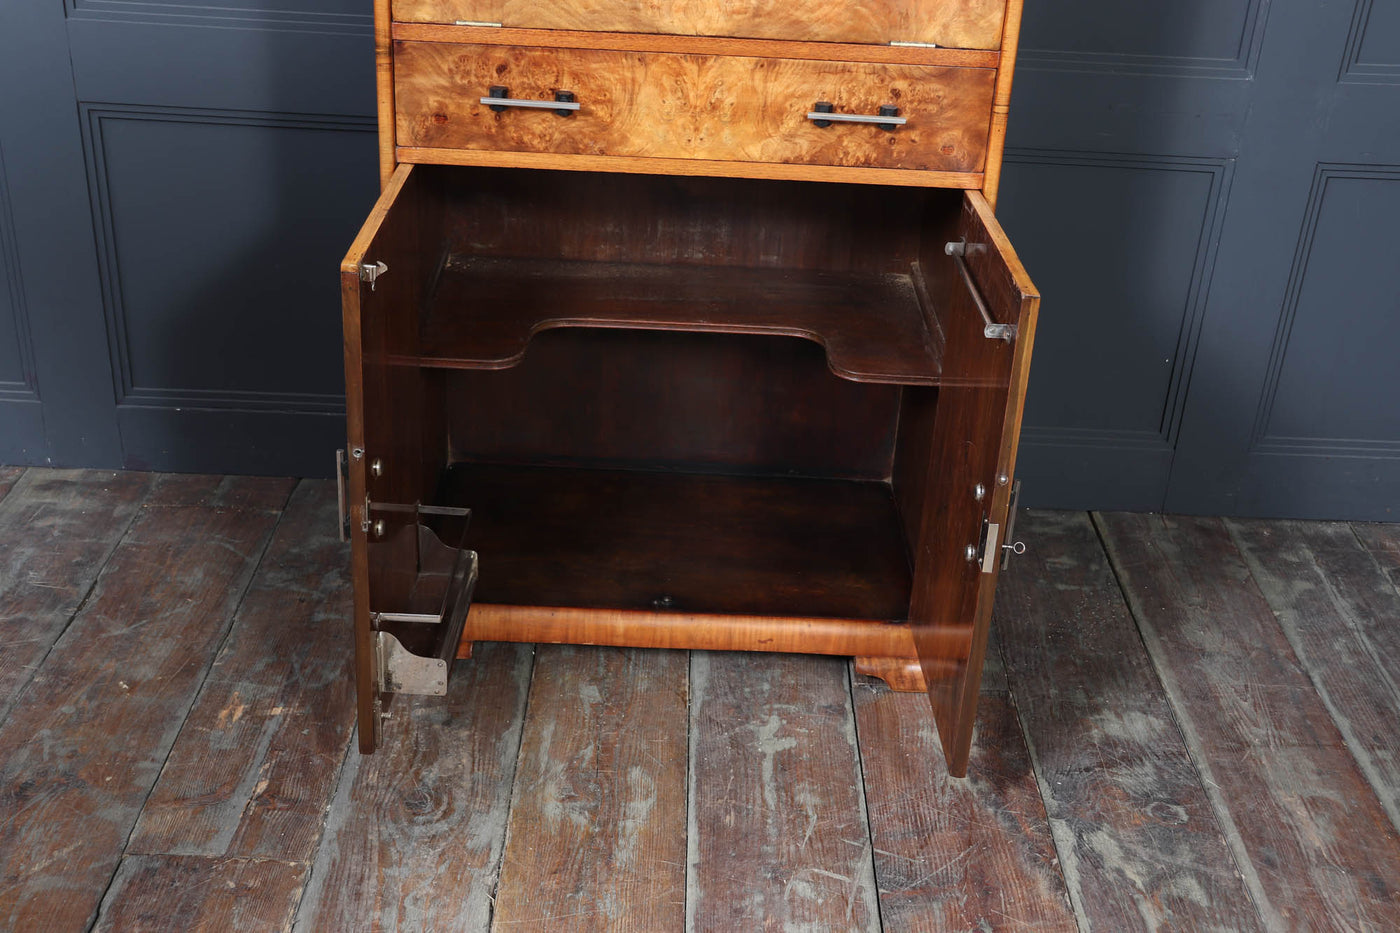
top-left (394, 41), bottom-right (997, 176)
top-left (392, 0), bottom-right (1008, 50)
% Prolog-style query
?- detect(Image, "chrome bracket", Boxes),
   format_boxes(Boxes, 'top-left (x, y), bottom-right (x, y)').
top-left (375, 630), bottom-right (449, 696)
top-left (359, 260), bottom-right (388, 291)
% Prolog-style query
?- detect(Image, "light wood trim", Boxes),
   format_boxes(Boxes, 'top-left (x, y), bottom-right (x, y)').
top-left (376, 0), bottom-right (396, 187)
top-left (391, 22), bottom-right (1002, 69)
top-left (854, 656), bottom-right (931, 692)
top-left (460, 604), bottom-right (974, 660)
top-left (982, 0), bottom-right (1025, 207)
top-left (340, 162), bottom-right (416, 274)
top-left (399, 147), bottom-right (984, 189)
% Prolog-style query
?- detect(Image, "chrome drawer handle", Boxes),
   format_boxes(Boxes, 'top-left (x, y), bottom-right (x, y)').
top-left (483, 85), bottom-right (579, 116)
top-left (808, 101), bottom-right (906, 130)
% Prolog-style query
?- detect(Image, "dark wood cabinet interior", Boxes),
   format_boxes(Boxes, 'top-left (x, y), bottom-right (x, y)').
top-left (345, 161), bottom-right (1037, 774)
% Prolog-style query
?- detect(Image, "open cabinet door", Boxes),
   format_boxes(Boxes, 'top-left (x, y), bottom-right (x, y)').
top-left (912, 190), bottom-right (1039, 776)
top-left (342, 164), bottom-right (471, 752)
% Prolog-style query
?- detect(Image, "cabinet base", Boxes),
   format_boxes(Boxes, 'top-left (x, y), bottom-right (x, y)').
top-left (459, 603), bottom-right (971, 693)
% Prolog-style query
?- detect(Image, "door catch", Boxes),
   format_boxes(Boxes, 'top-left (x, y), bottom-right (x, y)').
top-left (359, 260), bottom-right (388, 290)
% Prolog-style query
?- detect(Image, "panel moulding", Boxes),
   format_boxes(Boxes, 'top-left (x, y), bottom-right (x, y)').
top-left (1003, 148), bottom-right (1234, 455)
top-left (1017, 0), bottom-right (1269, 79)
top-left (65, 0), bottom-right (372, 37)
top-left (1251, 163), bottom-right (1400, 458)
top-left (79, 103), bottom-right (373, 414)
top-left (1340, 0), bottom-right (1400, 85)
top-left (0, 144), bottom-right (41, 402)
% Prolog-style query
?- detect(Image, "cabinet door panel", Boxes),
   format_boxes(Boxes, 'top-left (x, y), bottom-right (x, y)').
top-left (902, 189), bottom-right (1037, 775)
top-left (342, 164), bottom-right (459, 751)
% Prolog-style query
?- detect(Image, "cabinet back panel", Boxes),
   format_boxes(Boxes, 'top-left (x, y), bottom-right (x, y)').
top-left (435, 166), bottom-right (949, 274)
top-left (442, 328), bottom-right (902, 479)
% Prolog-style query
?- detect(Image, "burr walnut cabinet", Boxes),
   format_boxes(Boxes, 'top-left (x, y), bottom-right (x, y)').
top-left (340, 0), bottom-right (1039, 776)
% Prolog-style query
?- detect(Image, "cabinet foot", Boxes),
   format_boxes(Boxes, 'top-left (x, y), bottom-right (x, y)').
top-left (854, 656), bottom-right (927, 692)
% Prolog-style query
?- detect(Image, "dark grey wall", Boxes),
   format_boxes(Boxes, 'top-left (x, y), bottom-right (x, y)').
top-left (1001, 0), bottom-right (1400, 519)
top-left (1, 1), bottom-right (1397, 519)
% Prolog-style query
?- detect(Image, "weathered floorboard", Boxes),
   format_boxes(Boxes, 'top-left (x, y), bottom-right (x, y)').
top-left (687, 651), bottom-right (880, 932)
top-left (295, 643), bottom-right (534, 933)
top-left (0, 465), bottom-right (22, 503)
top-left (0, 494), bottom-right (281, 931)
top-left (0, 469), bottom-right (153, 722)
top-left (1229, 518), bottom-right (1400, 835)
top-left (997, 510), bottom-right (1262, 932)
top-left (92, 855), bottom-right (308, 932)
top-left (129, 480), bottom-right (355, 862)
top-left (492, 645), bottom-right (688, 931)
top-left (855, 678), bottom-right (1075, 932)
top-left (144, 473), bottom-right (296, 511)
top-left (1099, 512), bottom-right (1400, 932)
top-left (1354, 521), bottom-right (1400, 593)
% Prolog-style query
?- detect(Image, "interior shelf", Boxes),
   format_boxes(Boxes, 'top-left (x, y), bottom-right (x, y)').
top-left (409, 255), bottom-right (944, 385)
top-left (437, 462), bottom-right (913, 621)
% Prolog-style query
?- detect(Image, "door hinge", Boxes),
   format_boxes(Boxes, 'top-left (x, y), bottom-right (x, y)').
top-left (1001, 480), bottom-right (1025, 570)
top-left (455, 19), bottom-right (501, 26)
top-left (359, 260), bottom-right (388, 290)
top-left (890, 40), bottom-right (939, 48)
top-left (335, 449), bottom-right (350, 542)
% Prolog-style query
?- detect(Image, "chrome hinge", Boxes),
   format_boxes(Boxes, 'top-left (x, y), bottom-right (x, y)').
top-left (969, 480), bottom-right (1026, 574)
top-left (890, 40), bottom-right (939, 48)
top-left (455, 19), bottom-right (501, 26)
top-left (335, 449), bottom-right (350, 542)
top-left (1001, 480), bottom-right (1025, 570)
top-left (359, 260), bottom-right (388, 290)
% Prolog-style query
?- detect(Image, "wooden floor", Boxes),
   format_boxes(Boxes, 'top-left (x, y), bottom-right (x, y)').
top-left (0, 468), bottom-right (1398, 931)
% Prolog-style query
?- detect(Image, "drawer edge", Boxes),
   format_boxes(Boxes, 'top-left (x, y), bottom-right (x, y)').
top-left (397, 147), bottom-right (986, 188)
top-left (392, 22), bottom-right (1003, 68)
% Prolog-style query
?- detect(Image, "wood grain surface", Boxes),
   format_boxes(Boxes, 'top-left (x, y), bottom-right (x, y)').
top-left (294, 643), bottom-right (533, 932)
top-left (1098, 512), bottom-right (1400, 931)
top-left (688, 651), bottom-right (880, 931)
top-left (461, 606), bottom-right (954, 660)
top-left (395, 41), bottom-right (994, 174)
top-left (493, 646), bottom-right (688, 930)
top-left (392, 0), bottom-right (1008, 50)
top-left (128, 481), bottom-right (355, 862)
top-left (438, 463), bottom-right (913, 621)
top-left (0, 469), bottom-right (152, 723)
top-left (854, 680), bottom-right (1076, 931)
top-left (0, 495), bottom-right (279, 932)
top-left (93, 855), bottom-right (308, 933)
top-left (997, 510), bottom-right (1263, 931)
top-left (142, 473), bottom-right (295, 510)
top-left (1229, 519), bottom-right (1400, 835)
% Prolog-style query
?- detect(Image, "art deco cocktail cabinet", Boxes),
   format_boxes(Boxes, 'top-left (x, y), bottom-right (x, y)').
top-left (339, 0), bottom-right (1038, 776)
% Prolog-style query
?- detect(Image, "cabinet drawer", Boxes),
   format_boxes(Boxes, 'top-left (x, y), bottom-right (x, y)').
top-left (394, 41), bottom-right (996, 177)
top-left (393, 0), bottom-right (1007, 50)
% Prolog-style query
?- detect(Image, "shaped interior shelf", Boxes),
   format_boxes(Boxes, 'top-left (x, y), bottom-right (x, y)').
top-left (407, 255), bottom-right (944, 385)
